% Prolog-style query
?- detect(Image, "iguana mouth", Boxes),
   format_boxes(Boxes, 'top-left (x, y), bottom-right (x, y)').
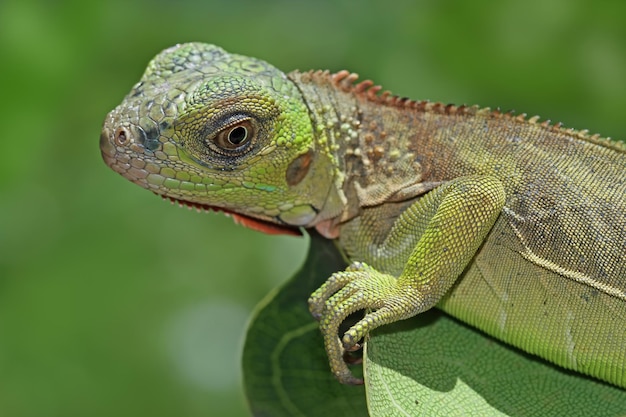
top-left (158, 194), bottom-right (303, 236)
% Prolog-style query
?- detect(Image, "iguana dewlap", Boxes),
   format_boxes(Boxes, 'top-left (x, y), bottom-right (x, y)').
top-left (101, 43), bottom-right (626, 387)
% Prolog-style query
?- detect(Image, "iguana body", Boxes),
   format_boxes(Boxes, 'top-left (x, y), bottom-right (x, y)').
top-left (101, 43), bottom-right (626, 387)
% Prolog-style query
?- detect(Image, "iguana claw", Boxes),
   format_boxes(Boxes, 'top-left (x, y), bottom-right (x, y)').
top-left (308, 262), bottom-right (402, 384)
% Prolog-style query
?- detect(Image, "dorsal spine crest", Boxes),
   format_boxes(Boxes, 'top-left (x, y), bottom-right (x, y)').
top-left (295, 69), bottom-right (623, 151)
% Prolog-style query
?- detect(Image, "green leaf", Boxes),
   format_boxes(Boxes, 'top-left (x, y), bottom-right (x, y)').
top-left (366, 315), bottom-right (626, 416)
top-left (245, 231), bottom-right (626, 416)
top-left (242, 231), bottom-right (368, 416)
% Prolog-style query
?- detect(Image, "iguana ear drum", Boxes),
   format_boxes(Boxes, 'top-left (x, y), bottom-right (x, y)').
top-left (286, 149), bottom-right (313, 186)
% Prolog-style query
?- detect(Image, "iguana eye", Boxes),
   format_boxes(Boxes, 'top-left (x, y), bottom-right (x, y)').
top-left (214, 119), bottom-right (255, 152)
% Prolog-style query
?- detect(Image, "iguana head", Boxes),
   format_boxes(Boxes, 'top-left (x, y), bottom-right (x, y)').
top-left (101, 43), bottom-right (342, 235)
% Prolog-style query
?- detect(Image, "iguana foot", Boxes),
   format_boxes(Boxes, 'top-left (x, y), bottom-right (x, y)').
top-left (309, 262), bottom-right (416, 384)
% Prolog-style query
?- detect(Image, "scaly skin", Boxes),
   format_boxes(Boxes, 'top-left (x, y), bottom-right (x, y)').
top-left (101, 43), bottom-right (626, 387)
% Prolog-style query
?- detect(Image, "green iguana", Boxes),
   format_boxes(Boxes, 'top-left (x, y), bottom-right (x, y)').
top-left (100, 43), bottom-right (626, 388)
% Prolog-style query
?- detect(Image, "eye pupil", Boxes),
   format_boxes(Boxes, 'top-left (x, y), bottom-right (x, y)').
top-left (228, 126), bottom-right (248, 145)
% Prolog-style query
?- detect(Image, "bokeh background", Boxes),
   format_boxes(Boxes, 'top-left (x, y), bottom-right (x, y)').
top-left (1, 0), bottom-right (624, 416)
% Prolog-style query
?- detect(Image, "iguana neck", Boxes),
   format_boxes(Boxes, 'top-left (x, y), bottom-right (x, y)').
top-left (288, 70), bottom-right (450, 232)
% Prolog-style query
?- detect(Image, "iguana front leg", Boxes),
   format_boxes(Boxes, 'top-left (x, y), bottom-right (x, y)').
top-left (309, 175), bottom-right (506, 384)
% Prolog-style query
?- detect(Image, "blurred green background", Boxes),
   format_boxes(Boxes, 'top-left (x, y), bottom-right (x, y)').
top-left (0, 0), bottom-right (623, 416)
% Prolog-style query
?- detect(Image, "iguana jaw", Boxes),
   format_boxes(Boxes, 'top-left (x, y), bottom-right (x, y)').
top-left (158, 194), bottom-right (303, 236)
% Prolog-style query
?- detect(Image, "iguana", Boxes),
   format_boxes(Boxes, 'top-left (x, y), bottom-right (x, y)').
top-left (100, 42), bottom-right (626, 388)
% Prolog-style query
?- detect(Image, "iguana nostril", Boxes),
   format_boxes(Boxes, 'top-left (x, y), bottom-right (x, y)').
top-left (114, 127), bottom-right (130, 146)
